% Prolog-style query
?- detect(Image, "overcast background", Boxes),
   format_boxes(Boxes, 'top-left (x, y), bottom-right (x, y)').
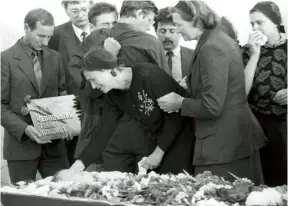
top-left (1, 0), bottom-right (287, 51)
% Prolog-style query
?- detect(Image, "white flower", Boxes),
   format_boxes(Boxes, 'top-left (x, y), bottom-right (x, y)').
top-left (175, 192), bottom-right (188, 203)
top-left (133, 182), bottom-right (142, 191)
top-left (246, 188), bottom-right (282, 206)
top-left (176, 173), bottom-right (187, 179)
top-left (196, 198), bottom-right (229, 206)
top-left (160, 174), bottom-right (170, 181)
top-left (16, 181), bottom-right (26, 186)
top-left (140, 177), bottom-right (150, 186)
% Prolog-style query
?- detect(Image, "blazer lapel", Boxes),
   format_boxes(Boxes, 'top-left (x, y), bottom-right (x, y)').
top-left (40, 48), bottom-right (53, 96)
top-left (63, 23), bottom-right (78, 59)
top-left (180, 47), bottom-right (192, 77)
top-left (14, 41), bottom-right (40, 94)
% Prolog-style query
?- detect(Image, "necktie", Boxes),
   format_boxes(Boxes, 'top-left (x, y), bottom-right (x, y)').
top-left (166, 51), bottom-right (174, 73)
top-left (81, 32), bottom-right (87, 42)
top-left (32, 51), bottom-right (42, 92)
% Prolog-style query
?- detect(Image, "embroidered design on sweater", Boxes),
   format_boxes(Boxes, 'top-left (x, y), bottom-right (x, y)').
top-left (137, 90), bottom-right (154, 116)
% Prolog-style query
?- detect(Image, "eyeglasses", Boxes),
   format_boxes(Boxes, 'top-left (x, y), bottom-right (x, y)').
top-left (69, 7), bottom-right (89, 16)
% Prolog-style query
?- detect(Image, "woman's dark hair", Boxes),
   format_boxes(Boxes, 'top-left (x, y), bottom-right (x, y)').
top-left (250, 1), bottom-right (285, 33)
top-left (172, 0), bottom-right (219, 29)
top-left (24, 8), bottom-right (54, 30)
top-left (220, 16), bottom-right (239, 42)
top-left (83, 47), bottom-right (118, 72)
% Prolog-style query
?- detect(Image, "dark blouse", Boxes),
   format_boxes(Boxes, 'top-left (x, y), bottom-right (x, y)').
top-left (80, 62), bottom-right (190, 166)
top-left (242, 40), bottom-right (287, 120)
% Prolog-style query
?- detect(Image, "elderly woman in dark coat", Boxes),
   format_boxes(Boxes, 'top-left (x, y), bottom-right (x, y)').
top-left (157, 0), bottom-right (267, 184)
top-left (71, 47), bottom-right (195, 175)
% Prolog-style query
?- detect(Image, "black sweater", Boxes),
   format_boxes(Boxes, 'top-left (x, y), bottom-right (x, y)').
top-left (80, 62), bottom-right (189, 167)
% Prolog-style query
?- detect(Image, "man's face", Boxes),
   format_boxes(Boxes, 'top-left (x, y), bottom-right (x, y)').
top-left (91, 12), bottom-right (118, 29)
top-left (156, 22), bottom-right (181, 51)
top-left (65, 1), bottom-right (90, 28)
top-left (135, 10), bottom-right (155, 32)
top-left (24, 21), bottom-right (54, 51)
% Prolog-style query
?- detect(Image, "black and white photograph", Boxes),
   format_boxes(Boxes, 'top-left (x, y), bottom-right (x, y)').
top-left (0, 0), bottom-right (287, 205)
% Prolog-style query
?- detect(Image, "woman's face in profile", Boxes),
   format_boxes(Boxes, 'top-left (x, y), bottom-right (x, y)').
top-left (83, 69), bottom-right (114, 93)
top-left (172, 12), bottom-right (198, 41)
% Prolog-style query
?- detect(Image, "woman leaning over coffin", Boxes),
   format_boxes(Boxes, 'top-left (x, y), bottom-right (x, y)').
top-left (157, 0), bottom-right (267, 184)
top-left (241, 1), bottom-right (287, 187)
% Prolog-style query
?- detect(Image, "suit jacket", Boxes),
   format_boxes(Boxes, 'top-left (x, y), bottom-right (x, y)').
top-left (1, 40), bottom-right (67, 161)
top-left (48, 21), bottom-right (94, 96)
top-left (181, 27), bottom-right (267, 165)
top-left (180, 46), bottom-right (194, 78)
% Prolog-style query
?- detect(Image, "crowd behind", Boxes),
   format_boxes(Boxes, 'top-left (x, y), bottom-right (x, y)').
top-left (1, 0), bottom-right (287, 189)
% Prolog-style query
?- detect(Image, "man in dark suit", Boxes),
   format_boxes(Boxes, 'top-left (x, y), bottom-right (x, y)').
top-left (154, 7), bottom-right (194, 82)
top-left (1, 9), bottom-right (70, 184)
top-left (48, 0), bottom-right (94, 165)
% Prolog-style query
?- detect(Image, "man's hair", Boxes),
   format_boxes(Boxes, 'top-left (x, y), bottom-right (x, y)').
top-left (24, 8), bottom-right (54, 30)
top-left (62, 0), bottom-right (93, 9)
top-left (120, 0), bottom-right (158, 18)
top-left (88, 2), bottom-right (118, 23)
top-left (154, 7), bottom-right (174, 31)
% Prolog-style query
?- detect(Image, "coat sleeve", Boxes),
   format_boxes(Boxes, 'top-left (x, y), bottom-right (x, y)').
top-left (181, 46), bottom-right (229, 119)
top-left (1, 52), bottom-right (28, 142)
top-left (78, 93), bottom-right (123, 167)
top-left (150, 69), bottom-right (186, 152)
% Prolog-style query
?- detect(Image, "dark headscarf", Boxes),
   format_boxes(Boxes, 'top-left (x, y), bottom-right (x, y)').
top-left (83, 47), bottom-right (118, 71)
top-left (251, 1), bottom-right (285, 33)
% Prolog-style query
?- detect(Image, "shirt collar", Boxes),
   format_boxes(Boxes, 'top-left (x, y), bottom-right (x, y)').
top-left (166, 45), bottom-right (181, 57)
top-left (72, 23), bottom-right (91, 40)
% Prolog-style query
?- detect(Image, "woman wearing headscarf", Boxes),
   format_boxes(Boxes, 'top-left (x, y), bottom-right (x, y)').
top-left (73, 47), bottom-right (195, 175)
top-left (242, 1), bottom-right (287, 187)
top-left (157, 0), bottom-right (267, 184)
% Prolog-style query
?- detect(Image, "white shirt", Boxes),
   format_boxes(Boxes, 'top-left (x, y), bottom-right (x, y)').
top-left (72, 24), bottom-right (91, 42)
top-left (166, 46), bottom-right (182, 82)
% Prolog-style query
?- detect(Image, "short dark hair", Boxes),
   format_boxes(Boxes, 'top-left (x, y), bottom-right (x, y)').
top-left (88, 2), bottom-right (118, 23)
top-left (61, 0), bottom-right (93, 9)
top-left (220, 17), bottom-right (238, 42)
top-left (120, 0), bottom-right (158, 18)
top-left (24, 8), bottom-right (54, 30)
top-left (154, 7), bottom-right (174, 31)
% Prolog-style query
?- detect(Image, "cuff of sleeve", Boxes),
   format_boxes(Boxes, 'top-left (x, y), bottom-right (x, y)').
top-left (181, 98), bottom-right (191, 117)
top-left (16, 123), bottom-right (29, 143)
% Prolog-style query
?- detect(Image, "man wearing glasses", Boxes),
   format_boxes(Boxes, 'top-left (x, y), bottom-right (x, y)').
top-left (48, 0), bottom-right (94, 166)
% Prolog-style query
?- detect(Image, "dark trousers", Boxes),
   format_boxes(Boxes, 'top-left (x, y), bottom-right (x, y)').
top-left (194, 152), bottom-right (264, 185)
top-left (7, 146), bottom-right (69, 184)
top-left (254, 112), bottom-right (287, 187)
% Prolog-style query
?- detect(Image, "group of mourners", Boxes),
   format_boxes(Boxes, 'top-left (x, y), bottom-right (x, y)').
top-left (1, 0), bottom-right (287, 188)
